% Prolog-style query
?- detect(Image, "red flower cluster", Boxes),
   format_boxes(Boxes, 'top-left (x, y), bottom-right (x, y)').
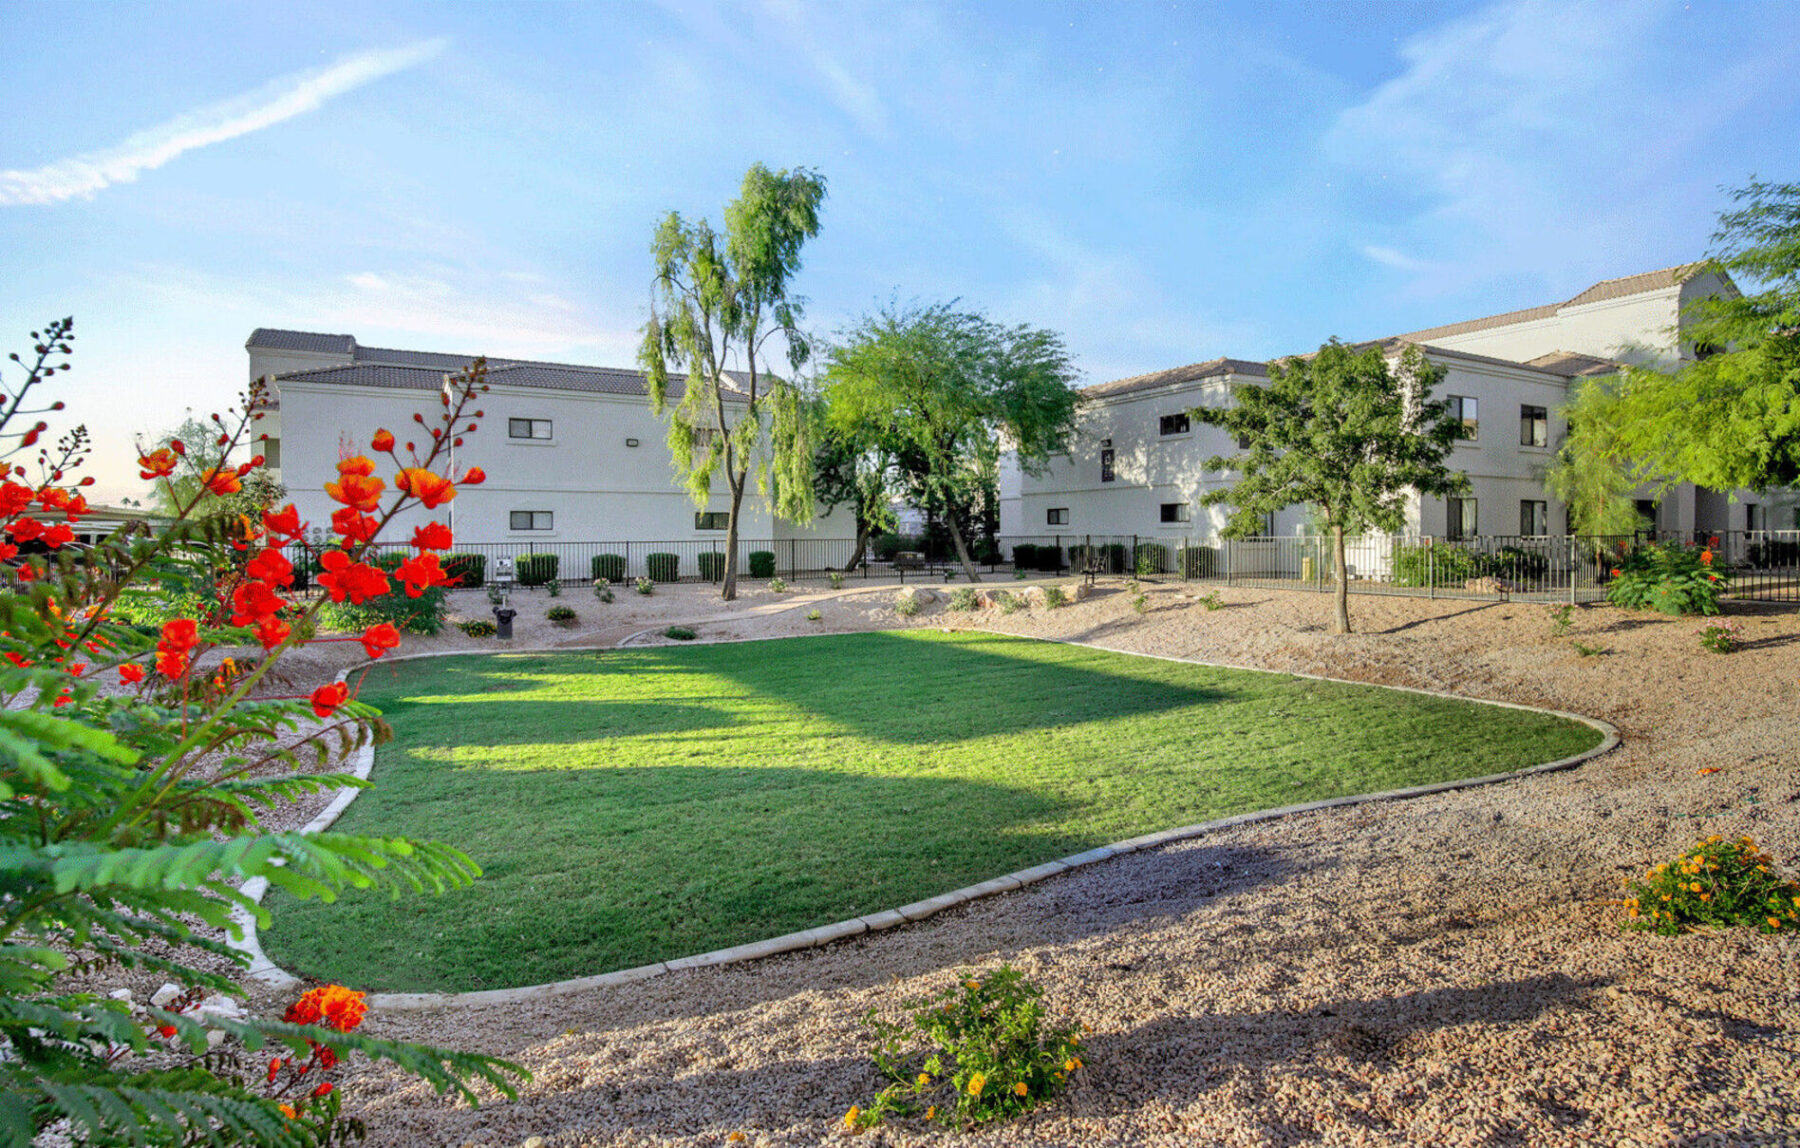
top-left (316, 550), bottom-right (388, 604)
top-left (324, 457), bottom-right (384, 513)
top-left (283, 985), bottom-right (367, 1033)
top-left (394, 552), bottom-right (451, 598)
top-left (156, 619), bottom-right (198, 678)
top-left (309, 681), bottom-right (349, 718)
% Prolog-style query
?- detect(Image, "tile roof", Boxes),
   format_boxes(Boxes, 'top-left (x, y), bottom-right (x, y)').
top-left (246, 328), bottom-right (355, 354)
top-left (1393, 263), bottom-right (1707, 343)
top-left (1524, 350), bottom-right (1624, 377)
top-left (1079, 357), bottom-right (1268, 398)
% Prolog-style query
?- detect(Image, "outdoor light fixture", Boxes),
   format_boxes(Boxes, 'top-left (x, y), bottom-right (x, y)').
top-left (625, 438), bottom-right (639, 447)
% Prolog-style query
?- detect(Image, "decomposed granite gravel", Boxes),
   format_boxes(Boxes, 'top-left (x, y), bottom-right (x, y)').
top-left (181, 581), bottom-right (1800, 1145)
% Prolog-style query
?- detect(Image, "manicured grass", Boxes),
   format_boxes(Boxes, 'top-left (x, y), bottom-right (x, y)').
top-left (261, 632), bottom-right (1603, 992)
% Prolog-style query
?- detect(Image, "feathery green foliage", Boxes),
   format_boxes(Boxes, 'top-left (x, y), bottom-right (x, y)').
top-left (1194, 341), bottom-right (1468, 633)
top-left (639, 163), bottom-right (826, 600)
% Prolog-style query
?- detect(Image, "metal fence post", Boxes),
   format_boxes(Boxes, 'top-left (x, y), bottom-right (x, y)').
top-left (1225, 537), bottom-right (1234, 587)
top-left (1427, 536), bottom-right (1435, 600)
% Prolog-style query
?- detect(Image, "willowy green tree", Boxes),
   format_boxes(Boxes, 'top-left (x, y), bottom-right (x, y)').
top-left (822, 303), bottom-right (1081, 582)
top-left (1606, 178), bottom-right (1800, 490)
top-left (639, 163), bottom-right (826, 600)
top-left (1542, 371), bottom-right (1651, 536)
top-left (812, 415), bottom-right (898, 570)
top-left (1194, 341), bottom-right (1468, 634)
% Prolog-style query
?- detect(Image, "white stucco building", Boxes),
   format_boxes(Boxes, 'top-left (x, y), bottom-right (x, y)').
top-left (1001, 264), bottom-right (1798, 547)
top-left (247, 330), bottom-right (855, 565)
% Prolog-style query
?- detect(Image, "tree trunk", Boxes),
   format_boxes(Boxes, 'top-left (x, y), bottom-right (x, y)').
top-left (1332, 523), bottom-right (1351, 634)
top-left (844, 523), bottom-right (870, 571)
top-left (722, 471), bottom-right (746, 601)
top-left (945, 514), bottom-right (983, 583)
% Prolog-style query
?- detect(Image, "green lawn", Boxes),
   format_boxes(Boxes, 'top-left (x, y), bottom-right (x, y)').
top-left (260, 631), bottom-right (1602, 992)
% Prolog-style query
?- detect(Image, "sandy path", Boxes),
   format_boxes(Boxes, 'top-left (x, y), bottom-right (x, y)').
top-left (147, 579), bottom-right (1800, 1145)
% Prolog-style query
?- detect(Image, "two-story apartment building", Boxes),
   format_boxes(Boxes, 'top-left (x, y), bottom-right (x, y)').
top-left (248, 329), bottom-right (854, 551)
top-left (1001, 265), bottom-right (1798, 545)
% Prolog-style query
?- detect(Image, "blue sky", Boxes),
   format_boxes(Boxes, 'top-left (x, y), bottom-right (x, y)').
top-left (4, 0), bottom-right (1798, 501)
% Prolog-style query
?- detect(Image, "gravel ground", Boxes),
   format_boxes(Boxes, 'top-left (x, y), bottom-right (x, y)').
top-left (115, 579), bottom-right (1800, 1145)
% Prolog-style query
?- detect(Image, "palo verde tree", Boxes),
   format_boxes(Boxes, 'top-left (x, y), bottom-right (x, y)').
top-left (822, 302), bottom-right (1081, 582)
top-left (640, 163), bottom-right (825, 600)
top-left (1543, 370), bottom-right (1652, 537)
top-left (1604, 178), bottom-right (1800, 491)
top-left (1194, 341), bottom-right (1468, 634)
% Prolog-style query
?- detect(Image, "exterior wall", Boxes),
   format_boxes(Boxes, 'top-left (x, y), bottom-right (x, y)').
top-left (276, 379), bottom-right (852, 547)
top-left (1420, 287), bottom-right (1683, 368)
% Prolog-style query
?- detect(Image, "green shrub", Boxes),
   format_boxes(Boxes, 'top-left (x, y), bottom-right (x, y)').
top-left (442, 552), bottom-right (486, 589)
top-left (1042, 585), bottom-right (1067, 609)
top-left (593, 579), bottom-right (615, 604)
top-left (894, 590), bottom-right (921, 617)
top-left (849, 966), bottom-right (1083, 1132)
top-left (1571, 641), bottom-right (1606, 657)
top-left (949, 587), bottom-right (979, 612)
top-left (1623, 835), bottom-right (1799, 936)
top-left (997, 591), bottom-right (1023, 615)
top-left (546, 579), bottom-right (561, 598)
top-left (973, 539), bottom-right (1002, 565)
top-left (767, 577), bottom-right (788, 593)
top-left (1697, 619), bottom-right (1743, 653)
top-left (1131, 593), bottom-right (1148, 614)
top-left (317, 553), bottom-right (447, 635)
top-left (828, 571), bottom-right (844, 589)
top-left (645, 552), bottom-right (680, 582)
top-left (1491, 545), bottom-right (1549, 579)
top-left (547, 604), bottom-right (576, 624)
top-left (1032, 545), bottom-right (1063, 572)
top-left (874, 534), bottom-right (922, 562)
top-left (460, 618), bottom-right (498, 638)
top-left (1177, 545), bottom-right (1219, 578)
top-left (635, 577), bottom-right (654, 595)
top-left (748, 550), bottom-right (777, 578)
top-left (516, 552), bottom-right (559, 587)
top-left (1606, 542), bottom-right (1729, 616)
top-left (1134, 543), bottom-right (1168, 576)
top-left (1390, 543), bottom-right (1487, 588)
top-left (663, 626), bottom-right (697, 641)
top-left (1196, 590), bottom-right (1223, 611)
top-left (592, 553), bottom-right (626, 583)
top-left (698, 551), bottom-right (726, 582)
top-left (1546, 603), bottom-right (1574, 636)
top-left (1010, 543), bottom-right (1037, 570)
top-left (806, 608), bottom-right (822, 621)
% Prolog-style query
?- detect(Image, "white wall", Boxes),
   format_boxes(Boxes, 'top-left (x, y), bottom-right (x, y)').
top-left (1421, 287), bottom-right (1683, 368)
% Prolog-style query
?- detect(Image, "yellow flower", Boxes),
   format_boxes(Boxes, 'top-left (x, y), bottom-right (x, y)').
top-left (926, 1106), bottom-right (937, 1120)
top-left (843, 1106), bottom-right (860, 1130)
top-left (965, 979), bottom-right (980, 991)
top-left (917, 1073), bottom-right (931, 1087)
top-left (1699, 893), bottom-right (1711, 902)
top-left (1014, 1081), bottom-right (1029, 1097)
top-left (1064, 1058), bottom-right (1077, 1072)
top-left (1689, 882), bottom-right (1703, 893)
top-left (728, 1134), bottom-right (746, 1144)
top-left (967, 1072), bottom-right (986, 1097)
top-left (1769, 917), bottom-right (1783, 930)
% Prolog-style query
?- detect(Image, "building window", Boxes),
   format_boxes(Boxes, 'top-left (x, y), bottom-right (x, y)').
top-left (1047, 508), bottom-right (1069, 526)
top-left (695, 512), bottom-right (730, 530)
top-left (1636, 499), bottom-right (1659, 529)
top-left (1447, 396), bottom-right (1478, 441)
top-left (1261, 511), bottom-right (1276, 536)
top-left (1747, 504), bottom-right (1767, 532)
top-left (691, 427), bottom-right (717, 452)
top-left (1235, 433), bottom-right (1252, 450)
top-left (509, 510), bottom-right (553, 531)
top-left (1159, 502), bottom-right (1191, 524)
top-left (1446, 497), bottom-right (1477, 540)
top-left (1520, 405), bottom-right (1547, 448)
top-left (1158, 412), bottom-right (1190, 436)
top-left (508, 418), bottom-right (553, 440)
top-left (262, 438), bottom-right (282, 468)
top-left (1520, 500), bottom-right (1548, 536)
top-left (1100, 448), bottom-right (1115, 483)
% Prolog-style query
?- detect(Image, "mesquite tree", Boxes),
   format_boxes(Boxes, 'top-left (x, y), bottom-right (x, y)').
top-left (823, 303), bottom-right (1080, 583)
top-left (639, 163), bottom-right (825, 600)
top-left (1194, 341), bottom-right (1468, 634)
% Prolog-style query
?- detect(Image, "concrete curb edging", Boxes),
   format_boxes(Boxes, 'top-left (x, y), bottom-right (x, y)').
top-left (226, 636), bottom-right (1620, 1011)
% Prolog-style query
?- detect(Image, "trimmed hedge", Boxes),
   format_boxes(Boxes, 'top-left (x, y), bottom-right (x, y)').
top-left (747, 550), bottom-right (777, 578)
top-left (1135, 543), bottom-right (1169, 575)
top-left (1031, 545), bottom-right (1062, 572)
top-left (1070, 543), bottom-right (1127, 574)
top-left (592, 553), bottom-right (626, 583)
top-left (698, 551), bottom-right (726, 582)
top-left (442, 552), bottom-right (486, 589)
top-left (1177, 545), bottom-right (1220, 578)
top-left (1011, 543), bottom-right (1037, 570)
top-left (517, 553), bottom-right (559, 587)
top-left (645, 552), bottom-right (679, 582)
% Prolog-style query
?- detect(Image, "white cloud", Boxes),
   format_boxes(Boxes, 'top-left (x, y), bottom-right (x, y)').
top-left (0, 39), bottom-right (447, 206)
top-left (329, 270), bottom-right (640, 363)
top-left (1361, 245), bottom-right (1426, 271)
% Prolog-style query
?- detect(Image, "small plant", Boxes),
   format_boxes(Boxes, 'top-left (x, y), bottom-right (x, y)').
top-left (1546, 603), bottom-right (1575, 636)
top-left (1125, 579), bottom-right (1140, 595)
top-left (547, 604), bottom-right (576, 624)
top-left (806, 609), bottom-right (822, 621)
top-left (1131, 593), bottom-right (1147, 614)
top-left (1195, 590), bottom-right (1224, 611)
top-left (894, 590), bottom-right (921, 617)
top-left (997, 591), bottom-right (1023, 615)
top-left (829, 571), bottom-right (845, 589)
top-left (1042, 585), bottom-right (1067, 609)
top-left (486, 585), bottom-right (504, 606)
top-left (943, 568), bottom-right (959, 581)
top-left (848, 966), bottom-right (1083, 1132)
top-left (460, 618), bottom-right (498, 638)
top-left (546, 579), bottom-right (562, 598)
top-left (949, 587), bottom-right (979, 612)
top-left (1697, 618), bottom-right (1743, 654)
top-left (663, 625), bottom-right (697, 641)
top-left (767, 576), bottom-right (788, 593)
top-left (1623, 835), bottom-right (1799, 936)
top-left (593, 578), bottom-right (615, 604)
top-left (1013, 569), bottom-right (1029, 581)
top-left (1571, 641), bottom-right (1606, 657)
top-left (635, 577), bottom-right (654, 596)
top-left (1606, 542), bottom-right (1730, 616)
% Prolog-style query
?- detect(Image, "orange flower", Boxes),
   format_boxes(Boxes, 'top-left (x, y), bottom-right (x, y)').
top-left (267, 1058), bottom-right (282, 1082)
top-left (137, 448), bottom-right (179, 479)
top-left (1610, 568), bottom-right (1622, 578)
top-left (1700, 549), bottom-right (1713, 566)
top-left (411, 521), bottom-right (453, 551)
top-left (309, 681), bottom-right (350, 719)
top-left (395, 467), bottom-right (456, 509)
top-left (311, 1082), bottom-right (333, 1098)
top-left (324, 465), bottom-right (385, 513)
top-left (159, 618), bottom-right (199, 652)
top-left (394, 552), bottom-right (451, 598)
top-left (230, 580), bottom-right (286, 625)
top-left (262, 503), bottom-right (304, 544)
top-left (330, 507), bottom-right (381, 545)
top-left (253, 615), bottom-right (292, 650)
top-left (118, 662), bottom-right (145, 684)
top-left (316, 550), bottom-right (389, 604)
top-left (459, 465), bottom-right (486, 485)
top-left (155, 649), bottom-right (189, 678)
top-left (279, 1104), bottom-right (296, 1120)
top-left (1013, 1081), bottom-right (1028, 1097)
top-left (359, 623), bottom-right (401, 659)
top-left (283, 985), bottom-right (367, 1032)
top-left (371, 429), bottom-right (396, 452)
top-left (244, 548), bottom-right (295, 588)
top-left (200, 467), bottom-right (241, 496)
top-left (1697, 767), bottom-right (1721, 776)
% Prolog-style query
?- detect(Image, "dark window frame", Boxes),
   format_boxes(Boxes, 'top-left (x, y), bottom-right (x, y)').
top-left (1046, 508), bottom-right (1069, 526)
top-left (1100, 447), bottom-right (1115, 483)
top-left (509, 510), bottom-right (554, 531)
top-left (1446, 497), bottom-right (1477, 540)
top-left (1519, 404), bottom-right (1548, 448)
top-left (1158, 412), bottom-right (1191, 436)
top-left (508, 417), bottom-right (553, 440)
top-left (1158, 502), bottom-right (1191, 524)
top-left (695, 512), bottom-right (730, 531)
top-left (1520, 499), bottom-right (1548, 536)
top-left (1447, 395), bottom-right (1478, 442)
